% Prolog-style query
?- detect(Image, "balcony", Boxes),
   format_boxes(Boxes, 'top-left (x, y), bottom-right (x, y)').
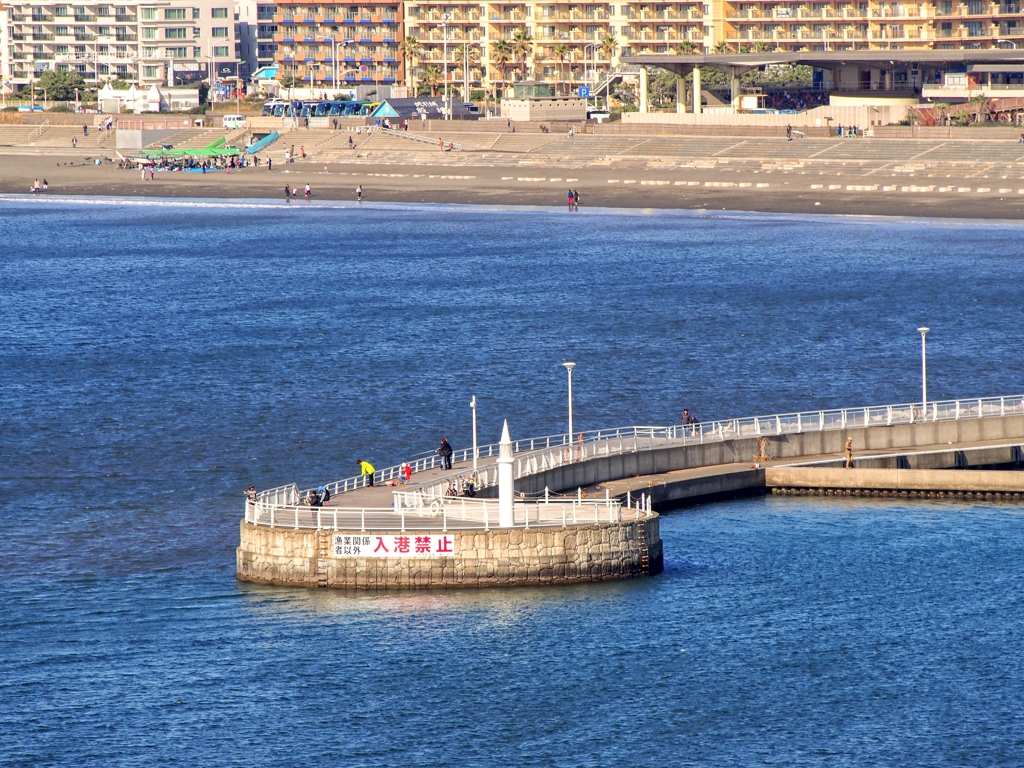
top-left (116, 33), bottom-right (138, 41)
top-left (74, 14), bottom-right (97, 22)
top-left (33, 33), bottom-right (55, 40)
top-left (115, 14), bottom-right (136, 22)
top-left (31, 14), bottom-right (55, 22)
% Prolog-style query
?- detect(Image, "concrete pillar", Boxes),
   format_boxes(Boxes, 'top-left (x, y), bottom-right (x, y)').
top-left (730, 71), bottom-right (741, 112)
top-left (676, 75), bottom-right (686, 113)
top-left (497, 419), bottom-right (514, 528)
top-left (693, 66), bottom-right (702, 115)
top-left (639, 66), bottom-right (649, 114)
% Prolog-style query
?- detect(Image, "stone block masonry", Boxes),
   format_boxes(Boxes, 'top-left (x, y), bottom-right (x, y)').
top-left (236, 517), bottom-right (663, 590)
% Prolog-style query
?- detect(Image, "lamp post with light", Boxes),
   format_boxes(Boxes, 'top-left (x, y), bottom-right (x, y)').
top-left (917, 326), bottom-right (929, 418)
top-left (562, 362), bottom-right (576, 445)
top-left (470, 394), bottom-right (478, 471)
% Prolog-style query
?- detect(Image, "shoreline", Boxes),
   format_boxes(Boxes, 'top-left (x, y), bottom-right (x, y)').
top-left (4, 150), bottom-right (1024, 220)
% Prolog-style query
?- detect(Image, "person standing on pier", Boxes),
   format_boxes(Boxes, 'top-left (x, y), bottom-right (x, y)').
top-left (681, 408), bottom-right (699, 436)
top-left (845, 437), bottom-right (854, 469)
top-left (358, 459), bottom-right (375, 487)
top-left (437, 438), bottom-right (454, 470)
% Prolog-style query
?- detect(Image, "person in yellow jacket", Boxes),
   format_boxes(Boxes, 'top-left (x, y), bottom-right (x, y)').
top-left (357, 459), bottom-right (375, 487)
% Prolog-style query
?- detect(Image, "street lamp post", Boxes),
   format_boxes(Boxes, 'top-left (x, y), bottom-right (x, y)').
top-left (562, 362), bottom-right (576, 445)
top-left (442, 12), bottom-right (450, 119)
top-left (917, 326), bottom-right (929, 417)
top-left (471, 395), bottom-right (478, 471)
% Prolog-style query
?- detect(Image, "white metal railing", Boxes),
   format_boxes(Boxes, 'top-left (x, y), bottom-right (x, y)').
top-left (257, 394), bottom-right (1024, 508)
top-left (245, 493), bottom-right (651, 531)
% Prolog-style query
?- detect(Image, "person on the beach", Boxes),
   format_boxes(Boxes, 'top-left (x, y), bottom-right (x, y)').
top-left (356, 184), bottom-right (362, 202)
top-left (83, 125), bottom-right (88, 136)
top-left (32, 179), bottom-right (40, 194)
top-left (573, 189), bottom-right (580, 210)
top-left (304, 183), bottom-right (311, 201)
top-left (72, 137), bottom-right (77, 149)
top-left (284, 183), bottom-right (291, 202)
top-left (786, 124), bottom-right (792, 141)
top-left (436, 438), bottom-right (454, 470)
top-left (42, 179), bottom-right (48, 190)
top-left (267, 157), bottom-right (273, 171)
top-left (567, 188), bottom-right (574, 210)
top-left (323, 164), bottom-right (329, 174)
top-left (358, 459), bottom-right (375, 487)
top-left (507, 119), bottom-right (512, 133)
top-left (348, 135), bottom-right (354, 149)
top-left (300, 146), bottom-right (306, 159)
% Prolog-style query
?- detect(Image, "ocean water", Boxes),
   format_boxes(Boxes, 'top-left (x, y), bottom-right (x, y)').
top-left (2, 197), bottom-right (1024, 766)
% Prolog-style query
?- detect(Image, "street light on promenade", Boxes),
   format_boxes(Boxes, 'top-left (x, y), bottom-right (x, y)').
top-left (471, 394), bottom-right (478, 471)
top-left (562, 362), bottom-right (576, 444)
top-left (917, 327), bottom-right (929, 417)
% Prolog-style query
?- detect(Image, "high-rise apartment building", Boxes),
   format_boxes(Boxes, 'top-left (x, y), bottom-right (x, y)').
top-left (271, 2), bottom-right (404, 92)
top-left (3, 0), bottom-right (238, 90)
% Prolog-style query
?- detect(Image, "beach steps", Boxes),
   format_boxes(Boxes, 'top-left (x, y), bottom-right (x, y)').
top-left (28, 125), bottom-right (115, 149)
top-left (0, 125), bottom-right (41, 146)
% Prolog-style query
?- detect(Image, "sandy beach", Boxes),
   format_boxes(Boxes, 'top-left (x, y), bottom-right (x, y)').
top-left (3, 136), bottom-right (1024, 218)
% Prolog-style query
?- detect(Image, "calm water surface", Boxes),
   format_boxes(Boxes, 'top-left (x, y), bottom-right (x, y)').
top-left (2, 198), bottom-right (1023, 766)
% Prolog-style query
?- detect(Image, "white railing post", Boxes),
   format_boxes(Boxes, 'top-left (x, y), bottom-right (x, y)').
top-left (270, 507), bottom-right (275, 528)
top-left (956, 399), bottom-right (960, 419)
top-left (316, 509), bottom-right (321, 530)
top-left (887, 405), bottom-right (892, 425)
top-left (1001, 397), bottom-right (1005, 417)
top-left (797, 412), bottom-right (802, 433)
top-left (819, 411), bottom-right (824, 431)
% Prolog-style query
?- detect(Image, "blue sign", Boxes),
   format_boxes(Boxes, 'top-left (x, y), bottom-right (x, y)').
top-left (578, 86), bottom-right (590, 98)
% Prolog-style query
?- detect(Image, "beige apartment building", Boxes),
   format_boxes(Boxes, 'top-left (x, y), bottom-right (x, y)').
top-left (3, 0), bottom-right (238, 91)
top-left (397, 0), bottom-right (1024, 96)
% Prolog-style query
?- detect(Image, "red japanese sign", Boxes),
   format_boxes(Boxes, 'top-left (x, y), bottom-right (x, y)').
top-left (333, 534), bottom-right (456, 558)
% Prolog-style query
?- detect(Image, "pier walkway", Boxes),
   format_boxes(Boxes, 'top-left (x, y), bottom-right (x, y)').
top-left (252, 394), bottom-right (1024, 529)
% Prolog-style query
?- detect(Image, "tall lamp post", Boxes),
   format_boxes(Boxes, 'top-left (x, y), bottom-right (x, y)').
top-left (562, 362), bottom-right (576, 444)
top-left (442, 12), bottom-right (450, 119)
top-left (917, 326), bottom-right (929, 417)
top-left (470, 394), bottom-right (478, 471)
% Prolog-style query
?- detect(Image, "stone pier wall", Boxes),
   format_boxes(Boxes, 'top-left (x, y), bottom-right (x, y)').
top-left (236, 516), bottom-right (662, 590)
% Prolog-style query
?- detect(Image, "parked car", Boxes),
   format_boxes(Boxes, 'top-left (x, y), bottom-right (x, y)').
top-left (222, 114), bottom-right (247, 129)
top-left (587, 108), bottom-right (611, 123)
top-left (462, 102), bottom-right (480, 115)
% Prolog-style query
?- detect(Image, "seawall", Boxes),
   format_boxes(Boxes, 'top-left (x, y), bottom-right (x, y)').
top-left (236, 516), bottom-right (663, 590)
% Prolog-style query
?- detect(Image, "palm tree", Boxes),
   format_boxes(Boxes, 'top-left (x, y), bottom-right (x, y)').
top-left (713, 41), bottom-right (732, 54)
top-left (398, 36), bottom-right (422, 92)
top-left (675, 40), bottom-right (698, 54)
top-left (454, 43), bottom-right (479, 101)
top-left (552, 43), bottom-right (569, 94)
top-left (598, 33), bottom-right (618, 63)
top-left (511, 28), bottom-right (534, 81)
top-left (933, 101), bottom-right (950, 127)
top-left (968, 93), bottom-right (991, 123)
top-left (490, 39), bottom-right (513, 96)
top-left (752, 40), bottom-right (770, 52)
top-left (421, 65), bottom-right (441, 96)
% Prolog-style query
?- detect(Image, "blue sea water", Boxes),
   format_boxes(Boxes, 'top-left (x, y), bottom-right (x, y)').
top-left (2, 197), bottom-right (1024, 766)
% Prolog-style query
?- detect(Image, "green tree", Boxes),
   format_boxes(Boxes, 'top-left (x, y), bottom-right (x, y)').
top-left (109, 78), bottom-right (132, 90)
top-left (511, 28), bottom-right (533, 81)
top-left (398, 36), bottom-right (422, 91)
top-left (713, 41), bottom-right (733, 54)
top-left (34, 70), bottom-right (87, 101)
top-left (552, 43), bottom-right (569, 94)
top-left (421, 65), bottom-right (442, 96)
top-left (932, 101), bottom-right (950, 126)
top-left (490, 39), bottom-right (513, 95)
top-left (599, 33), bottom-right (618, 63)
top-left (674, 41), bottom-right (698, 54)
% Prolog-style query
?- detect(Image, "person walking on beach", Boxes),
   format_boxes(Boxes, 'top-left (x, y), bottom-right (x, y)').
top-left (42, 179), bottom-right (48, 191)
top-left (32, 178), bottom-right (40, 194)
top-left (304, 183), bottom-right (311, 201)
top-left (573, 189), bottom-right (580, 211)
top-left (436, 438), bottom-right (454, 470)
top-left (845, 437), bottom-right (854, 469)
top-left (268, 157), bottom-right (273, 171)
top-left (356, 184), bottom-right (362, 202)
top-left (72, 137), bottom-right (78, 149)
top-left (786, 124), bottom-right (792, 141)
top-left (358, 459), bottom-right (375, 487)
top-left (348, 135), bottom-right (354, 149)
top-left (284, 183), bottom-right (291, 202)
top-left (567, 188), bottom-right (574, 211)
top-left (83, 124), bottom-right (88, 137)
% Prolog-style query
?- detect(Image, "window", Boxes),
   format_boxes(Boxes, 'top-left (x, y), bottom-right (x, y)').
top-left (165, 8), bottom-right (186, 20)
top-left (212, 26), bottom-right (229, 36)
top-left (165, 46), bottom-right (188, 56)
top-left (143, 27), bottom-right (156, 38)
top-left (97, 5), bottom-right (111, 15)
top-left (212, 7), bottom-right (228, 17)
top-left (56, 26), bottom-right (70, 35)
top-left (56, 44), bottom-right (70, 53)
top-left (141, 7), bottom-right (155, 19)
top-left (142, 46), bottom-right (157, 56)
top-left (55, 5), bottom-right (70, 15)
top-left (99, 26), bottom-right (111, 34)
top-left (194, 26), bottom-right (201, 36)
top-left (144, 65), bottom-right (159, 77)
top-left (166, 27), bottom-right (187, 37)
top-left (194, 45), bottom-right (203, 55)
top-left (193, 7), bottom-right (201, 18)
top-left (214, 45), bottom-right (229, 55)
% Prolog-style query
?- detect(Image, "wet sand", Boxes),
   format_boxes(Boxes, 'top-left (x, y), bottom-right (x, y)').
top-left (3, 149), bottom-right (1024, 220)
